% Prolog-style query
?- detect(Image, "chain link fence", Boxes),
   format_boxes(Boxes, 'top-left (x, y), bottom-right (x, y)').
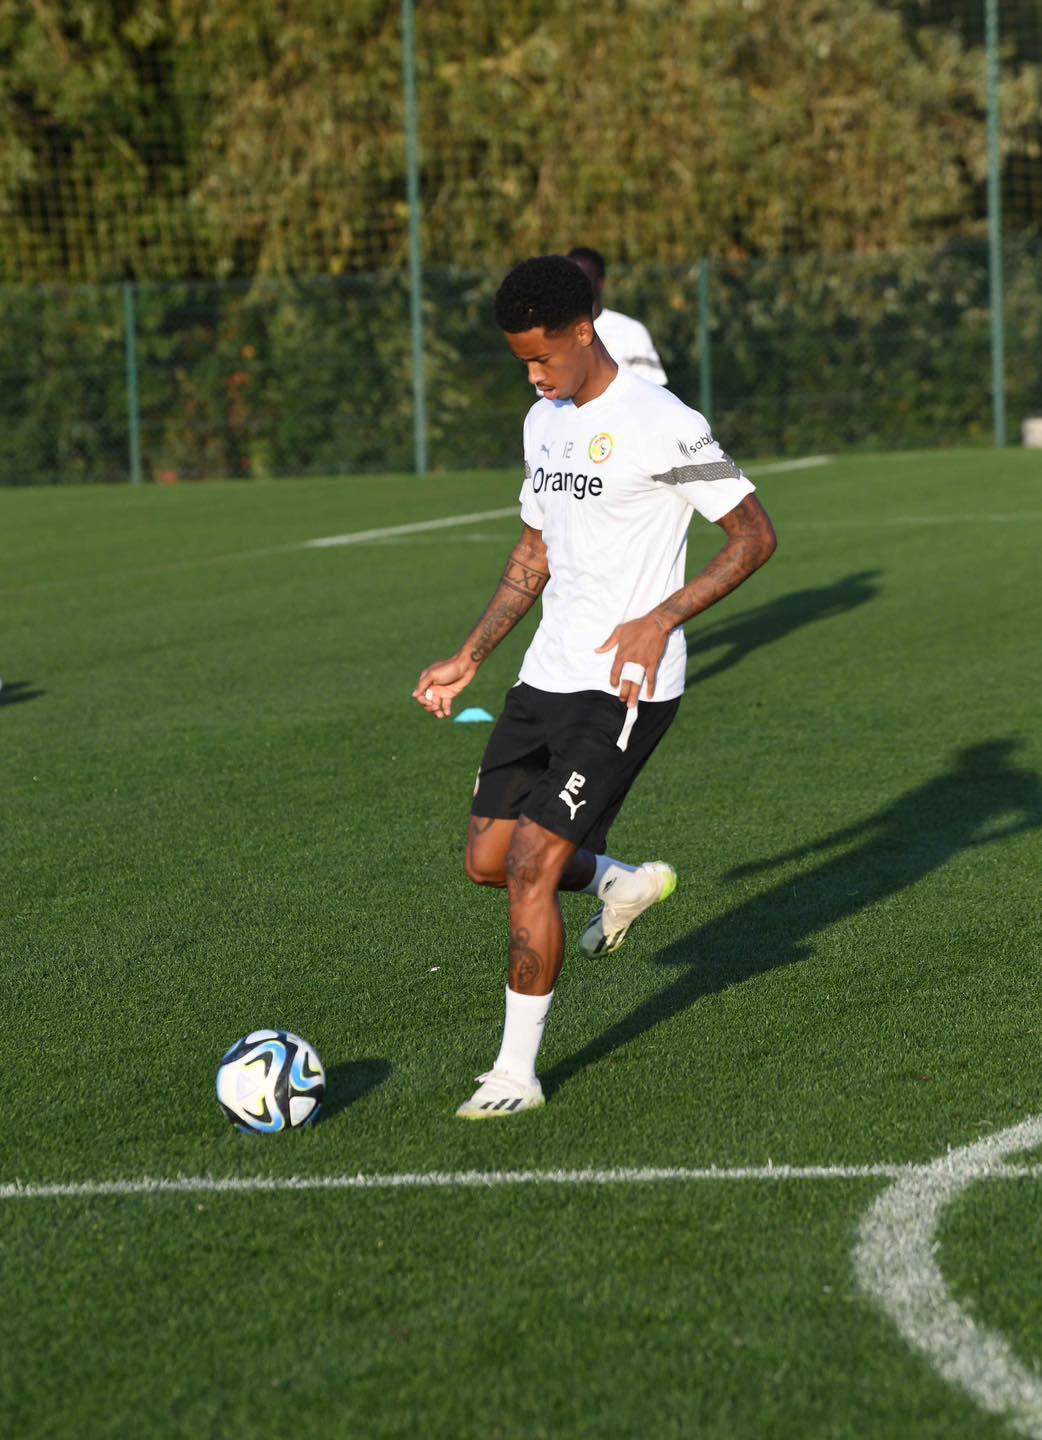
top-left (1, 0), bottom-right (1040, 482)
top-left (2, 236), bottom-right (1039, 484)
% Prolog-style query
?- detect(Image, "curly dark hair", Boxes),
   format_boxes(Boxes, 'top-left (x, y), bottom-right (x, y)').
top-left (494, 255), bottom-right (594, 334)
top-left (567, 245), bottom-right (607, 281)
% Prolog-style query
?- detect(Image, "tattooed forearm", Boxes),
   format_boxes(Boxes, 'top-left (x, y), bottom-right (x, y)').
top-left (465, 545), bottom-right (550, 663)
top-left (501, 555), bottom-right (550, 597)
top-left (655, 496), bottom-right (776, 632)
top-left (657, 592), bottom-right (692, 627)
top-left (657, 547), bottom-right (759, 627)
top-left (469, 593), bottom-right (533, 663)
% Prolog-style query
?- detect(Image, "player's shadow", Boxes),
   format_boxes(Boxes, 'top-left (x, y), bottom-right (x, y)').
top-left (545, 739), bottom-right (1042, 1096)
top-left (321, 1058), bottom-right (392, 1122)
top-left (0, 679), bottom-right (45, 707)
top-left (685, 570), bottom-right (882, 687)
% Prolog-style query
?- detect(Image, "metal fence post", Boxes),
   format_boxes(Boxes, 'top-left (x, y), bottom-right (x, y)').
top-left (985, 0), bottom-right (1007, 447)
top-left (122, 281), bottom-right (143, 484)
top-left (698, 258), bottom-right (714, 421)
top-left (402, 0), bottom-right (428, 475)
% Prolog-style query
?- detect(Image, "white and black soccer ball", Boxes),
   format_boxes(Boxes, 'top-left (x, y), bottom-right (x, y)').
top-left (216, 1030), bottom-right (325, 1134)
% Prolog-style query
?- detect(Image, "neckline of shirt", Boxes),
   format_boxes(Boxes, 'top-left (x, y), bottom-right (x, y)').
top-left (565, 366), bottom-right (627, 415)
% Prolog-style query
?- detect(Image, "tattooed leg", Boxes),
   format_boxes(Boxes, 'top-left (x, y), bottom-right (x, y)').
top-left (464, 815), bottom-right (515, 887)
top-left (465, 815), bottom-right (594, 892)
top-left (504, 818), bottom-right (577, 995)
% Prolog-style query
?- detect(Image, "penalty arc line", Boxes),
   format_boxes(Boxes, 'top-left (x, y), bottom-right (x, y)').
top-left (855, 1112), bottom-right (1042, 1439)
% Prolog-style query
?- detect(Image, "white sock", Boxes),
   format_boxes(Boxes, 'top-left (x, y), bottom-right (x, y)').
top-left (581, 846), bottom-right (639, 892)
top-left (493, 986), bottom-right (554, 1081)
top-left (581, 852), bottom-right (647, 898)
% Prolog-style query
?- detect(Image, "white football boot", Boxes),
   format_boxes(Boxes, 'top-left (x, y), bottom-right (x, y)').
top-left (580, 861), bottom-right (677, 957)
top-left (455, 1070), bottom-right (545, 1120)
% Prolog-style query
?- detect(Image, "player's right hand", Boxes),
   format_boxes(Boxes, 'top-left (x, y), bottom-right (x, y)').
top-left (596, 614), bottom-right (669, 708)
top-left (412, 654), bottom-right (477, 719)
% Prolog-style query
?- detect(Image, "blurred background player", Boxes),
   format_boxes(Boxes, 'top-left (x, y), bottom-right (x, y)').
top-left (568, 245), bottom-right (667, 386)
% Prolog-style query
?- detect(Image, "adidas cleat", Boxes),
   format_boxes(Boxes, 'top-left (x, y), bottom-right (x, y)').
top-left (580, 861), bottom-right (677, 956)
top-left (455, 1070), bottom-right (545, 1120)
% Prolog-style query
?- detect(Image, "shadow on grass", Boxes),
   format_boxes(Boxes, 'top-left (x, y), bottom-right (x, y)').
top-left (685, 570), bottom-right (882, 688)
top-left (322, 1057), bottom-right (392, 1123)
top-left (0, 679), bottom-right (45, 707)
top-left (545, 739), bottom-right (1042, 1097)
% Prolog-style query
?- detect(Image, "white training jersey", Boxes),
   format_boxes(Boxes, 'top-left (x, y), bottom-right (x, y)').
top-left (595, 308), bottom-right (667, 385)
top-left (518, 368), bottom-right (754, 703)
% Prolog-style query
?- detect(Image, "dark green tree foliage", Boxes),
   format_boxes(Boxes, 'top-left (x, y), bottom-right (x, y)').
top-left (1, 1), bottom-right (1039, 482)
top-left (3, 239), bottom-right (1041, 484)
top-left (1, 0), bottom-right (1039, 284)
top-left (887, 0), bottom-right (1042, 231)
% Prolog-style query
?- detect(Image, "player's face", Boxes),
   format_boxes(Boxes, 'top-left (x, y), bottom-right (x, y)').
top-left (506, 321), bottom-right (594, 403)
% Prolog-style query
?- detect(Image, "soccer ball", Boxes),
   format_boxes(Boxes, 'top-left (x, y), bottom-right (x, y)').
top-left (216, 1029), bottom-right (325, 1134)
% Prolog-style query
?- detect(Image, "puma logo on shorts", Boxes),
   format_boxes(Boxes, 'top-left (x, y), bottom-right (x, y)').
top-left (558, 770), bottom-right (587, 821)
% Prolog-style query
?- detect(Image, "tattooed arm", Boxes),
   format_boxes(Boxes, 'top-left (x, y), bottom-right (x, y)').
top-left (413, 525), bottom-right (550, 718)
top-left (597, 494), bottom-right (776, 707)
top-left (654, 494), bottom-right (776, 631)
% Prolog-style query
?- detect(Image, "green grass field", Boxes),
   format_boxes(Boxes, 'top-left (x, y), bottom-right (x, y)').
top-left (4, 449), bottom-right (1042, 1439)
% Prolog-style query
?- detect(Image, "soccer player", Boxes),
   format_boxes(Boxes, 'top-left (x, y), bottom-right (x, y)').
top-left (414, 256), bottom-right (776, 1119)
top-left (567, 245), bottom-right (667, 386)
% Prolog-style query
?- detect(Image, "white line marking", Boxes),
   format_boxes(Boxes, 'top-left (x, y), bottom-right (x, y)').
top-left (5, 1157), bottom-right (1042, 1202)
top-left (746, 455), bottom-right (834, 475)
top-left (788, 511), bottom-right (1042, 531)
top-left (333, 507), bottom-right (1042, 551)
top-left (303, 507), bottom-right (518, 549)
top-left (352, 531), bottom-right (518, 547)
top-left (855, 1114), bottom-right (1042, 1438)
top-left (15, 1126), bottom-right (1042, 1440)
top-left (300, 459), bottom-right (834, 550)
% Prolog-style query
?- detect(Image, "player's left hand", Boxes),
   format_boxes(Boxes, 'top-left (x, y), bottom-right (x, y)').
top-left (596, 616), bottom-right (670, 708)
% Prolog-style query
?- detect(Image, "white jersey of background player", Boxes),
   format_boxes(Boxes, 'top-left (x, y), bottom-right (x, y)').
top-left (570, 245), bottom-right (667, 385)
top-left (533, 247), bottom-right (666, 396)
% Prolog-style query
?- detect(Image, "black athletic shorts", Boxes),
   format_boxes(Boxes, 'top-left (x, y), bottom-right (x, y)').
top-left (471, 682), bottom-right (681, 854)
